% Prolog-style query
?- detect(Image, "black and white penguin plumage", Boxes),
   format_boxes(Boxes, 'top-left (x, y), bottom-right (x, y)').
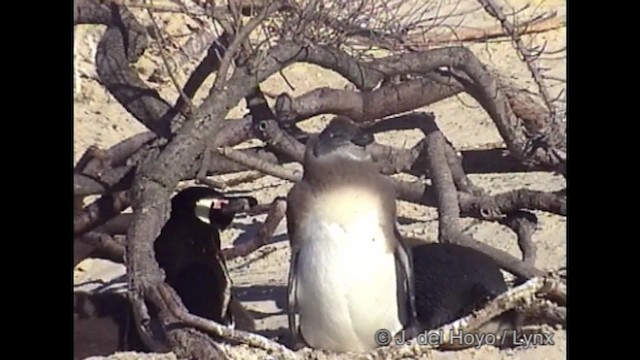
top-left (153, 186), bottom-right (256, 329)
top-left (73, 186), bottom-right (256, 359)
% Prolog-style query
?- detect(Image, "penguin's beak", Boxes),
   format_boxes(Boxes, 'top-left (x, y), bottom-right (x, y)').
top-left (220, 197), bottom-right (258, 216)
top-left (196, 196), bottom-right (258, 227)
top-left (351, 132), bottom-right (374, 147)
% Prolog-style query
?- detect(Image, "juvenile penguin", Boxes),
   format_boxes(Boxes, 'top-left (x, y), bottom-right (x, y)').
top-left (74, 187), bottom-right (256, 359)
top-left (286, 117), bottom-right (417, 352)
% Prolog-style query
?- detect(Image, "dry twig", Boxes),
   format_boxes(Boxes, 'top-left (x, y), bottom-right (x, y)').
top-left (477, 0), bottom-right (557, 117)
top-left (409, 14), bottom-right (565, 47)
top-left (218, 146), bottom-right (300, 182)
top-left (146, 8), bottom-right (196, 114)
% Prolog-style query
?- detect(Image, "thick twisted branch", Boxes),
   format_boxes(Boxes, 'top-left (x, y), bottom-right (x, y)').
top-left (275, 73), bottom-right (463, 123)
top-left (93, 0), bottom-right (180, 137)
top-left (421, 120), bottom-right (544, 278)
top-left (75, 232), bottom-right (125, 266)
top-left (74, 190), bottom-right (131, 236)
top-left (478, 0), bottom-right (556, 117)
top-left (73, 117), bottom-right (279, 197)
top-left (270, 44), bottom-right (563, 171)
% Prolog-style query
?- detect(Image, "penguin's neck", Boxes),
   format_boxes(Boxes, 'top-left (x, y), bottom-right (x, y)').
top-left (303, 155), bottom-right (381, 192)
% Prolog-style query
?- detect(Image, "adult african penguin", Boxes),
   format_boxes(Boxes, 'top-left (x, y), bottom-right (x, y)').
top-left (74, 186), bottom-right (256, 359)
top-left (153, 186), bottom-right (256, 330)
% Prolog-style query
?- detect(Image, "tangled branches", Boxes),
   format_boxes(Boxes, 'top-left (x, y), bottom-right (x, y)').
top-left (74, 0), bottom-right (566, 358)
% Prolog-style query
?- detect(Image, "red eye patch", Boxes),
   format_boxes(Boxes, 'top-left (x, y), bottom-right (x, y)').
top-left (210, 198), bottom-right (229, 209)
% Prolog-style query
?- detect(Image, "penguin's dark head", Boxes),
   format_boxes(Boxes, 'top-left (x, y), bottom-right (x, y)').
top-left (171, 186), bottom-right (257, 230)
top-left (312, 116), bottom-right (374, 161)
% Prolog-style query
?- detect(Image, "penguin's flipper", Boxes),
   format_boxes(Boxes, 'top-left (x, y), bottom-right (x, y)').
top-left (287, 250), bottom-right (301, 348)
top-left (393, 225), bottom-right (419, 337)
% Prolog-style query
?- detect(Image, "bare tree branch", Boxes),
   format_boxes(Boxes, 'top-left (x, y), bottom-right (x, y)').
top-left (74, 0), bottom-right (112, 25)
top-left (75, 232), bottom-right (125, 266)
top-left (421, 120), bottom-right (544, 278)
top-left (222, 198), bottom-right (287, 259)
top-left (174, 32), bottom-right (232, 115)
top-left (94, 0), bottom-right (180, 137)
top-left (74, 190), bottom-right (131, 236)
top-left (212, 1), bottom-right (283, 91)
top-left (94, 213), bottom-right (133, 235)
top-left (146, 8), bottom-right (196, 113)
top-left (274, 73), bottom-right (463, 123)
top-left (405, 14), bottom-right (565, 48)
top-left (477, 0), bottom-right (556, 116)
top-left (500, 210), bottom-right (538, 266)
top-left (218, 147), bottom-right (300, 182)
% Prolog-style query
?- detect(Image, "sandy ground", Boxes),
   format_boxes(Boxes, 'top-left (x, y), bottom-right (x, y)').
top-left (74, 0), bottom-right (566, 359)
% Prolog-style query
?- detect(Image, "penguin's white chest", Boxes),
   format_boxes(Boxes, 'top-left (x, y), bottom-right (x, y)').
top-left (294, 190), bottom-right (405, 352)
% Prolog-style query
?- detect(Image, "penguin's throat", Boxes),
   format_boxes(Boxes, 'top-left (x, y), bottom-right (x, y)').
top-left (308, 187), bottom-right (387, 227)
